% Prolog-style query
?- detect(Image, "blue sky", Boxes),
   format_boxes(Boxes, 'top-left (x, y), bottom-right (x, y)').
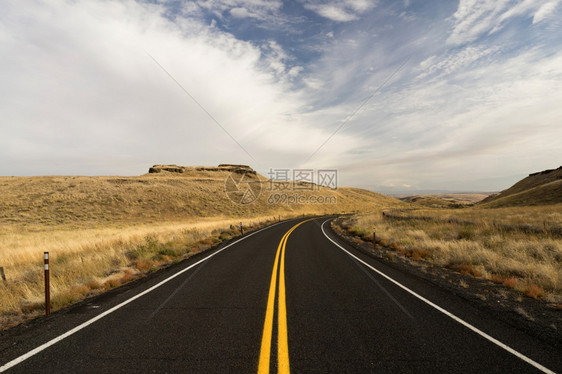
top-left (1, 0), bottom-right (561, 193)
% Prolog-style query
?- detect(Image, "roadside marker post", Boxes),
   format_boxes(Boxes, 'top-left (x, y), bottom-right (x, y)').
top-left (0, 266), bottom-right (6, 281)
top-left (44, 252), bottom-right (50, 316)
top-left (373, 228), bottom-right (376, 250)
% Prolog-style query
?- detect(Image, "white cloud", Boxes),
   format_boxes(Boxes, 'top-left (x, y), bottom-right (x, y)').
top-left (315, 5), bottom-right (358, 22)
top-left (416, 46), bottom-right (498, 79)
top-left (196, 0), bottom-right (283, 20)
top-left (230, 7), bottom-right (251, 18)
top-left (300, 0), bottom-right (377, 22)
top-left (288, 66), bottom-right (304, 78)
top-left (447, 0), bottom-right (509, 45)
top-left (446, 0), bottom-right (556, 45)
top-left (303, 77), bottom-right (325, 90)
top-left (0, 0), bottom-right (323, 175)
top-left (260, 40), bottom-right (296, 79)
top-left (339, 49), bottom-right (562, 190)
top-left (533, 0), bottom-right (561, 23)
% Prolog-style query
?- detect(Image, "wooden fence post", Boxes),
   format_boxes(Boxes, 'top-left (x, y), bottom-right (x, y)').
top-left (44, 252), bottom-right (51, 316)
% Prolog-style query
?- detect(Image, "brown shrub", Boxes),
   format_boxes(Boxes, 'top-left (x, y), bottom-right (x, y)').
top-left (104, 278), bottom-right (121, 290)
top-left (200, 238), bottom-right (214, 246)
top-left (361, 235), bottom-right (372, 242)
top-left (448, 263), bottom-right (482, 277)
top-left (21, 302), bottom-right (43, 314)
top-left (502, 277), bottom-right (519, 289)
top-left (135, 260), bottom-right (152, 271)
top-left (120, 272), bottom-right (135, 283)
top-left (524, 284), bottom-right (546, 299)
top-left (389, 242), bottom-right (405, 254)
top-left (490, 274), bottom-right (505, 284)
top-left (86, 280), bottom-right (103, 290)
top-left (353, 237), bottom-right (364, 245)
top-left (408, 248), bottom-right (431, 261)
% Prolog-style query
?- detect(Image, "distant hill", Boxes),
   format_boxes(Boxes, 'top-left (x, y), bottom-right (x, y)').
top-left (480, 166), bottom-right (562, 207)
top-left (0, 165), bottom-right (404, 228)
top-left (396, 193), bottom-right (490, 208)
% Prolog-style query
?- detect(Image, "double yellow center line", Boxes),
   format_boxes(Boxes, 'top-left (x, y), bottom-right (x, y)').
top-left (258, 219), bottom-right (312, 374)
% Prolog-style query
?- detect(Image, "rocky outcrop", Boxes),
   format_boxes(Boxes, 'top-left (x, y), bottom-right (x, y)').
top-left (148, 165), bottom-right (185, 173)
top-left (148, 164), bottom-right (256, 175)
top-left (209, 164), bottom-right (256, 175)
top-left (528, 166), bottom-right (562, 177)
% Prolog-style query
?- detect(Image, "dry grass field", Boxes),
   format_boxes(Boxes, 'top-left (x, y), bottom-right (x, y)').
top-left (5, 164), bottom-right (557, 329)
top-left (0, 216), bottom-right (274, 329)
top-left (0, 166), bottom-right (404, 329)
top-left (395, 193), bottom-right (491, 208)
top-left (341, 205), bottom-right (562, 306)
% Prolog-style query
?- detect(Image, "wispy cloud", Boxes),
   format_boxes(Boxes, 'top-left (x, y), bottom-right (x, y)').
top-left (447, 0), bottom-right (560, 45)
top-left (533, 0), bottom-right (561, 23)
top-left (327, 48), bottom-right (562, 190)
top-left (300, 0), bottom-right (378, 22)
top-left (416, 46), bottom-right (499, 79)
top-left (194, 0), bottom-right (283, 20)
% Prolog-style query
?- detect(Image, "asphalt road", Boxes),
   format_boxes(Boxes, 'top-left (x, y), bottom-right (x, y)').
top-left (0, 217), bottom-right (560, 373)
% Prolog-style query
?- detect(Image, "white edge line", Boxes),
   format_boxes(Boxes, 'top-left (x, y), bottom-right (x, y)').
top-left (320, 219), bottom-right (555, 374)
top-left (0, 221), bottom-right (284, 372)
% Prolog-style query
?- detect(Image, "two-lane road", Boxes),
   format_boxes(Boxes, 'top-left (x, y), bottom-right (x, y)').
top-left (1, 218), bottom-right (560, 373)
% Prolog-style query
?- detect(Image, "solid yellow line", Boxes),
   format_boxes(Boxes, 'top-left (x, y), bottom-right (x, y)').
top-left (258, 231), bottom-right (287, 374)
top-left (277, 229), bottom-right (291, 374)
top-left (258, 219), bottom-right (314, 374)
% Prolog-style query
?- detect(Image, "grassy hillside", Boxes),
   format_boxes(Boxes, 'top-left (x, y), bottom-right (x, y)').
top-left (481, 167), bottom-right (562, 207)
top-left (0, 166), bottom-right (402, 228)
top-left (482, 180), bottom-right (562, 207)
top-left (0, 165), bottom-right (404, 329)
top-left (397, 193), bottom-right (490, 208)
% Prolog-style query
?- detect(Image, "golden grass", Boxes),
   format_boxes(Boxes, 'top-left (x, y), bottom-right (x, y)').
top-left (343, 204), bottom-right (562, 304)
top-left (396, 193), bottom-right (491, 208)
top-left (480, 167), bottom-right (562, 207)
top-left (0, 170), bottom-right (405, 329)
top-left (481, 180), bottom-right (562, 207)
top-left (0, 216), bottom-right (275, 329)
top-left (0, 173), bottom-right (403, 228)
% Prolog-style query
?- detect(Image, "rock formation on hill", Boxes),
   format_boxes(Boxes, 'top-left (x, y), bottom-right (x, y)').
top-left (148, 164), bottom-right (256, 175)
